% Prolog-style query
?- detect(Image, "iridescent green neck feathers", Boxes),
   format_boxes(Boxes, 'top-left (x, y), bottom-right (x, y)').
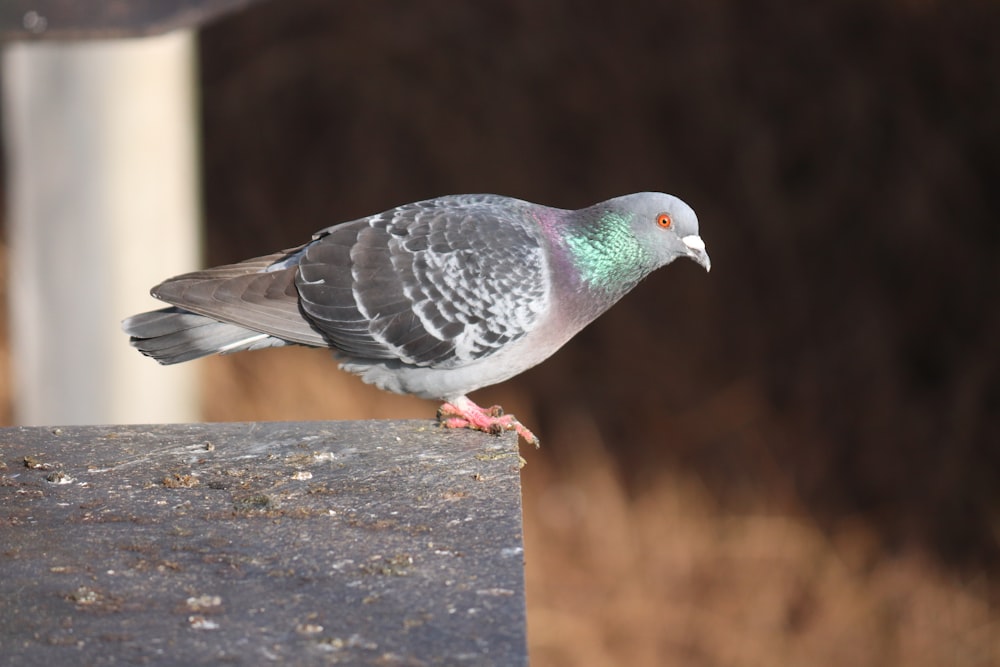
top-left (563, 211), bottom-right (653, 293)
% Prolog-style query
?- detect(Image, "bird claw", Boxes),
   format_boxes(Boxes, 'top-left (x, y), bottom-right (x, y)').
top-left (438, 399), bottom-right (540, 448)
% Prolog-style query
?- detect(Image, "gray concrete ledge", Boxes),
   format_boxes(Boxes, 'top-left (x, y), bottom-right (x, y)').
top-left (0, 420), bottom-right (526, 666)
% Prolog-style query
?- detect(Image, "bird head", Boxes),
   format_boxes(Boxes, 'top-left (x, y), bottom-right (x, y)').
top-left (608, 192), bottom-right (711, 272)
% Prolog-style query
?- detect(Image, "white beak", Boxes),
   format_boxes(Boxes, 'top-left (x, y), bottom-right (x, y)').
top-left (681, 235), bottom-right (711, 272)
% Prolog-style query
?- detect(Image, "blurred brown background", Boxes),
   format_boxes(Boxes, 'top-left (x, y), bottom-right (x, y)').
top-left (3, 0), bottom-right (998, 664)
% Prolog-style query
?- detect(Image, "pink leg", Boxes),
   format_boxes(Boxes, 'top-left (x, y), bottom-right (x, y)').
top-left (438, 396), bottom-right (540, 448)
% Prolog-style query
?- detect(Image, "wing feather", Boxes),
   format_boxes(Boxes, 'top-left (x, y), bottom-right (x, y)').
top-left (149, 248), bottom-right (330, 347)
top-left (296, 196), bottom-right (550, 368)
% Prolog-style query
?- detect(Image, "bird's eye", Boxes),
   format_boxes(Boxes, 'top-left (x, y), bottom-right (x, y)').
top-left (656, 213), bottom-right (672, 229)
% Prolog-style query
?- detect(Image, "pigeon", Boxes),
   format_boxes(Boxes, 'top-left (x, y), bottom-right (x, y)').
top-left (123, 193), bottom-right (710, 446)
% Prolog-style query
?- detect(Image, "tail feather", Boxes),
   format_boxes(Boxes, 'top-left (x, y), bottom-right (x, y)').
top-left (123, 307), bottom-right (292, 365)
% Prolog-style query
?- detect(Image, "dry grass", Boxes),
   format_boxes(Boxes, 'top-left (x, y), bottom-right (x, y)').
top-left (523, 440), bottom-right (996, 667)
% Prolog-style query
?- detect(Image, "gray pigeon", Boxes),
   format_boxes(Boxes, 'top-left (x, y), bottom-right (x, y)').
top-left (123, 193), bottom-right (710, 445)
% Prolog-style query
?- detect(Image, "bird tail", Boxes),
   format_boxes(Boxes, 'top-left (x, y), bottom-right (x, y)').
top-left (122, 307), bottom-right (291, 365)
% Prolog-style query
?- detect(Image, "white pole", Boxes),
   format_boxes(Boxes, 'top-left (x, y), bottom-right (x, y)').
top-left (2, 31), bottom-right (201, 425)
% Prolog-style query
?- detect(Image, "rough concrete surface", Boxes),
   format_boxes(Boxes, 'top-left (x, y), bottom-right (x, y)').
top-left (0, 420), bottom-right (526, 666)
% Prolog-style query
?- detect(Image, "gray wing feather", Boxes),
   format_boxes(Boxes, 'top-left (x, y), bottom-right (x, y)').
top-left (296, 196), bottom-right (549, 368)
top-left (149, 249), bottom-right (330, 347)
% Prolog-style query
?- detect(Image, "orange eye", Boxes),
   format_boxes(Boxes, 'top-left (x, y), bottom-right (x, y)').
top-left (656, 212), bottom-right (672, 228)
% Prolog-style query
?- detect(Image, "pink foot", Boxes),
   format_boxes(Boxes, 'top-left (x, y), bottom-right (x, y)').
top-left (438, 396), bottom-right (540, 448)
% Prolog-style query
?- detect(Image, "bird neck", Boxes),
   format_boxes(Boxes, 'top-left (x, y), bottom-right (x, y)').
top-left (558, 210), bottom-right (654, 298)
